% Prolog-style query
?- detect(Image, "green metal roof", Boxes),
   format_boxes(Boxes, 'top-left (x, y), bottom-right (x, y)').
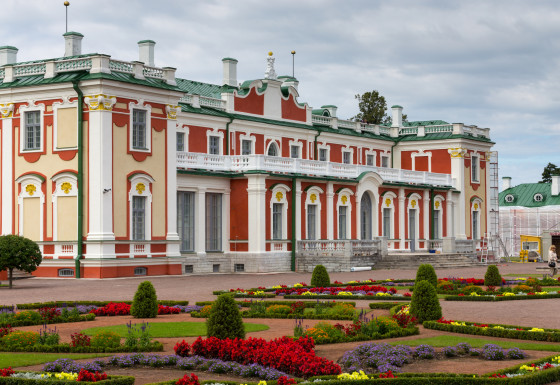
top-left (175, 78), bottom-right (226, 98)
top-left (500, 183), bottom-right (560, 207)
top-left (398, 131), bottom-right (494, 144)
top-left (403, 120), bottom-right (449, 127)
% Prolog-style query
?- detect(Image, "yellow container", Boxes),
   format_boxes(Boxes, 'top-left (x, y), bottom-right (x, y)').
top-left (520, 235), bottom-right (541, 263)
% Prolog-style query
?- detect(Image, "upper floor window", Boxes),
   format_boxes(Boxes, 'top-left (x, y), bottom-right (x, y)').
top-left (132, 109), bottom-right (147, 150)
top-left (319, 148), bottom-right (328, 162)
top-left (209, 136), bottom-right (220, 155)
top-left (381, 155), bottom-right (389, 168)
top-left (176, 132), bottom-right (185, 152)
top-left (471, 155), bottom-right (480, 182)
top-left (267, 142), bottom-right (279, 156)
top-left (366, 154), bottom-right (375, 166)
top-left (290, 145), bottom-right (300, 159)
top-left (343, 151), bottom-right (352, 164)
top-left (24, 111), bottom-right (41, 150)
top-left (241, 139), bottom-right (252, 155)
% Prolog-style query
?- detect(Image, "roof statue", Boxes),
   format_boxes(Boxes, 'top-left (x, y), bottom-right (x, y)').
top-left (264, 51), bottom-right (277, 80)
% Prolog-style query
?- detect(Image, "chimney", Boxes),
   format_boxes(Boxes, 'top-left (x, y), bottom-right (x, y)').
top-left (552, 174), bottom-right (559, 196)
top-left (64, 32), bottom-right (83, 57)
top-left (222, 57), bottom-right (238, 87)
top-left (391, 105), bottom-right (403, 127)
top-left (0, 46), bottom-right (18, 66)
top-left (502, 176), bottom-right (512, 191)
top-left (321, 105), bottom-right (337, 118)
top-left (138, 40), bottom-right (155, 66)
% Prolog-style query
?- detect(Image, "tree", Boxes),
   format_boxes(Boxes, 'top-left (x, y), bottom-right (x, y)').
top-left (310, 264), bottom-right (330, 287)
top-left (484, 265), bottom-right (502, 287)
top-left (130, 281), bottom-right (159, 318)
top-left (0, 235), bottom-right (42, 289)
top-left (415, 264), bottom-right (438, 288)
top-left (409, 280), bottom-right (442, 323)
top-left (207, 293), bottom-right (245, 339)
top-left (540, 163), bottom-right (560, 183)
top-left (353, 90), bottom-right (407, 125)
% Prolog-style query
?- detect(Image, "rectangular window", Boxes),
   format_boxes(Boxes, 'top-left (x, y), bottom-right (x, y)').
top-left (339, 206), bottom-right (347, 239)
top-left (132, 196), bottom-right (146, 240)
top-left (290, 145), bottom-right (300, 159)
top-left (366, 154), bottom-right (374, 166)
top-left (307, 205), bottom-right (316, 240)
top-left (472, 211), bottom-right (479, 240)
top-left (177, 191), bottom-right (195, 252)
top-left (176, 132), bottom-right (185, 152)
top-left (343, 151), bottom-right (352, 164)
top-left (433, 210), bottom-right (440, 239)
top-left (381, 156), bottom-right (389, 168)
top-left (471, 155), bottom-right (479, 182)
top-left (205, 193), bottom-right (222, 251)
top-left (319, 148), bottom-right (328, 162)
top-left (24, 111), bottom-right (41, 150)
top-left (241, 139), bottom-right (252, 155)
top-left (272, 203), bottom-right (283, 240)
top-left (209, 136), bottom-right (220, 155)
top-left (383, 208), bottom-right (391, 238)
top-left (132, 109), bottom-right (147, 150)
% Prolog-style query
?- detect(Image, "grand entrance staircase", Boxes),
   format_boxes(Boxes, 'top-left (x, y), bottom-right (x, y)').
top-left (373, 252), bottom-right (482, 270)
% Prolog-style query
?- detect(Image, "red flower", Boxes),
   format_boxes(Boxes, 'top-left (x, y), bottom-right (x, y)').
top-left (0, 367), bottom-right (14, 377)
top-left (77, 369), bottom-right (107, 382)
top-left (176, 373), bottom-right (199, 385)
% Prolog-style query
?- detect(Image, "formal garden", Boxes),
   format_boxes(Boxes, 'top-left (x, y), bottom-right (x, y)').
top-left (2, 236), bottom-right (560, 385)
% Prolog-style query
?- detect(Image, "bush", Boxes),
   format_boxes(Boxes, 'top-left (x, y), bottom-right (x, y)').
top-left (484, 265), bottom-right (502, 287)
top-left (326, 303), bottom-right (355, 317)
top-left (1, 331), bottom-right (39, 348)
top-left (265, 305), bottom-right (291, 316)
top-left (409, 280), bottom-right (442, 323)
top-left (90, 331), bottom-right (121, 348)
top-left (12, 310), bottom-right (43, 325)
top-left (363, 316), bottom-right (401, 336)
top-left (305, 322), bottom-right (345, 343)
top-left (461, 285), bottom-right (484, 295)
top-left (310, 265), bottom-right (330, 287)
top-left (130, 281), bottom-right (158, 319)
top-left (206, 294), bottom-right (245, 339)
top-left (174, 340), bottom-right (190, 357)
top-left (415, 264), bottom-right (437, 288)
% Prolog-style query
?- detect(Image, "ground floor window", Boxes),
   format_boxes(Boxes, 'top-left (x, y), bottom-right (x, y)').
top-left (206, 193), bottom-right (222, 251)
top-left (307, 204), bottom-right (317, 240)
top-left (339, 206), bottom-right (348, 239)
top-left (272, 202), bottom-right (283, 240)
top-left (178, 191), bottom-right (195, 252)
top-left (132, 196), bottom-right (146, 240)
top-left (383, 207), bottom-right (391, 238)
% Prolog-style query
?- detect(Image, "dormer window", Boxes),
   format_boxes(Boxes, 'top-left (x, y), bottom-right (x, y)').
top-left (534, 193), bottom-right (544, 202)
top-left (504, 194), bottom-right (514, 203)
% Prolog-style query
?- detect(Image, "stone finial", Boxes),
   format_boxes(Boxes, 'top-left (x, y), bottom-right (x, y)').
top-left (264, 51), bottom-right (277, 80)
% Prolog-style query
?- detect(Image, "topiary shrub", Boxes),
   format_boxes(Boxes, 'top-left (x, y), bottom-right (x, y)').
top-left (310, 264), bottom-right (330, 287)
top-left (409, 280), bottom-right (442, 323)
top-left (484, 265), bottom-right (502, 287)
top-left (130, 281), bottom-right (158, 318)
top-left (415, 264), bottom-right (438, 288)
top-left (206, 293), bottom-right (245, 339)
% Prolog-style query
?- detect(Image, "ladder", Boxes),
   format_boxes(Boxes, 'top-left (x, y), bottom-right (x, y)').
top-left (495, 234), bottom-right (510, 262)
top-left (479, 235), bottom-right (489, 264)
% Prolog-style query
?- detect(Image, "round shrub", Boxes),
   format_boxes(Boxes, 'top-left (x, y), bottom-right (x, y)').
top-left (130, 281), bottom-right (158, 319)
top-left (409, 280), bottom-right (442, 323)
top-left (90, 331), bottom-right (121, 348)
top-left (484, 265), bottom-right (502, 287)
top-left (326, 303), bottom-right (355, 317)
top-left (310, 264), bottom-right (330, 287)
top-left (2, 331), bottom-right (39, 348)
top-left (206, 293), bottom-right (245, 339)
top-left (415, 264), bottom-right (437, 288)
top-left (364, 316), bottom-right (401, 336)
top-left (265, 305), bottom-right (291, 316)
top-left (461, 285), bottom-right (484, 295)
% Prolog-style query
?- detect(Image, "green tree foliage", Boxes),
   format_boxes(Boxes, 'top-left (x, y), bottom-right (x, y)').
top-left (353, 90), bottom-right (407, 125)
top-left (540, 163), bottom-right (560, 184)
top-left (130, 281), bottom-right (159, 318)
top-left (415, 264), bottom-right (438, 288)
top-left (310, 264), bottom-right (330, 287)
top-left (207, 293), bottom-right (245, 339)
top-left (484, 265), bottom-right (502, 287)
top-left (0, 235), bottom-right (42, 289)
top-left (409, 280), bottom-right (442, 323)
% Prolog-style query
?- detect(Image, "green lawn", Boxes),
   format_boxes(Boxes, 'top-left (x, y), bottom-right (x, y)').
top-left (82, 321), bottom-right (269, 338)
top-left (388, 335), bottom-right (560, 352)
top-left (1, 353), bottom-right (110, 369)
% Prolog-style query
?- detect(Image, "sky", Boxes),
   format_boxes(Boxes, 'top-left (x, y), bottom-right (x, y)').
top-left (1, 0), bottom-right (558, 187)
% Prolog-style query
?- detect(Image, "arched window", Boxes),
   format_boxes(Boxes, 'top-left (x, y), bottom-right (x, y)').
top-left (267, 141), bottom-right (279, 157)
top-left (337, 189), bottom-right (354, 240)
top-left (471, 198), bottom-right (482, 240)
top-left (305, 187), bottom-right (323, 240)
top-left (360, 193), bottom-right (372, 240)
top-left (270, 184), bottom-right (290, 242)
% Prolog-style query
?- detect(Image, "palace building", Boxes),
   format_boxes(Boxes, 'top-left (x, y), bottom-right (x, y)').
top-left (0, 33), bottom-right (497, 278)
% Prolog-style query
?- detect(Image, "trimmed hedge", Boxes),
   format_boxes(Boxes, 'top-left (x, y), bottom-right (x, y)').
top-left (195, 300), bottom-right (356, 308)
top-left (389, 303), bottom-right (408, 316)
top-left (0, 313), bottom-right (95, 327)
top-left (424, 320), bottom-right (560, 342)
top-left (0, 341), bottom-right (164, 353)
top-left (369, 302), bottom-right (410, 310)
top-left (445, 293), bottom-right (560, 301)
top-left (212, 292), bottom-right (276, 298)
top-left (13, 300), bottom-right (189, 309)
top-left (312, 325), bottom-right (419, 345)
top-left (311, 264), bottom-right (330, 287)
top-left (0, 375), bottom-right (135, 385)
top-left (283, 294), bottom-right (411, 300)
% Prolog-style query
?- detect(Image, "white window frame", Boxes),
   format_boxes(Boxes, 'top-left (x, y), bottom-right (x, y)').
top-left (471, 198), bottom-right (482, 240)
top-left (289, 140), bottom-right (303, 159)
top-left (239, 133), bottom-right (256, 155)
top-left (341, 146), bottom-right (354, 165)
top-left (16, 174), bottom-right (45, 241)
top-left (336, 188), bottom-right (354, 240)
top-left (365, 150), bottom-right (376, 166)
top-left (317, 143), bottom-right (330, 162)
top-left (205, 192), bottom-right (223, 252)
top-left (207, 128), bottom-right (224, 155)
top-left (128, 102), bottom-right (152, 152)
top-left (176, 132), bottom-right (185, 152)
top-left (411, 150), bottom-right (432, 172)
top-left (266, 140), bottom-right (280, 157)
top-left (270, 184), bottom-right (290, 241)
top-left (471, 153), bottom-right (480, 183)
top-left (381, 154), bottom-right (390, 168)
top-left (305, 186), bottom-right (324, 240)
top-left (51, 172), bottom-right (78, 242)
top-left (129, 174), bottom-right (154, 242)
top-left (53, 101), bottom-right (79, 150)
top-left (177, 190), bottom-right (195, 252)
top-left (19, 104), bottom-right (45, 153)
top-left (433, 194), bottom-right (444, 239)
top-left (407, 193), bottom-right (421, 245)
top-left (381, 191), bottom-right (396, 239)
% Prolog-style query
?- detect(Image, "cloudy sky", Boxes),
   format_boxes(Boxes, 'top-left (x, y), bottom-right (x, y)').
top-left (2, 0), bottom-right (558, 187)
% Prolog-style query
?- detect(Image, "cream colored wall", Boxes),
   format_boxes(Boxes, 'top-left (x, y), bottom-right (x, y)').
top-left (113, 121), bottom-right (167, 238)
top-left (57, 196), bottom-right (77, 240)
top-left (23, 197), bottom-right (40, 240)
top-left (463, 154), bottom-right (487, 238)
top-left (56, 107), bottom-right (77, 148)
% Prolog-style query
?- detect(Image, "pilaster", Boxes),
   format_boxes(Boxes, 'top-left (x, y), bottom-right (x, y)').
top-left (446, 190), bottom-right (453, 237)
top-left (1, 103), bottom-right (14, 234)
top-left (398, 188), bottom-right (405, 249)
top-left (247, 174), bottom-right (267, 252)
top-left (166, 107), bottom-right (181, 257)
top-left (326, 182), bottom-right (334, 240)
top-left (423, 190), bottom-right (430, 243)
top-left (295, 180), bottom-right (302, 240)
top-left (195, 188), bottom-right (206, 257)
top-left (448, 147), bottom-right (467, 239)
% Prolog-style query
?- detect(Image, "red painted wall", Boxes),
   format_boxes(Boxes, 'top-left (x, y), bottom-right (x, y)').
top-left (281, 94), bottom-right (307, 122)
top-left (230, 179), bottom-right (249, 243)
top-left (234, 88), bottom-right (264, 115)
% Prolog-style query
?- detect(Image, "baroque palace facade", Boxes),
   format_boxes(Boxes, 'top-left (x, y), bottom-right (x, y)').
top-left (0, 33), bottom-right (496, 278)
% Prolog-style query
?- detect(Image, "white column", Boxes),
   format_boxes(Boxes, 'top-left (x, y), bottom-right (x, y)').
top-left (446, 190), bottom-right (453, 237)
top-left (295, 180), bottom-right (302, 240)
top-left (423, 190), bottom-right (430, 245)
top-left (1, 108), bottom-right (14, 234)
top-left (398, 188), bottom-right (405, 249)
top-left (247, 174), bottom-right (267, 252)
top-left (448, 148), bottom-right (467, 239)
top-left (166, 117), bottom-right (180, 257)
top-left (85, 102), bottom-right (115, 258)
top-left (326, 182), bottom-right (334, 240)
top-left (223, 189), bottom-right (231, 252)
top-left (195, 188), bottom-right (206, 256)
top-left (355, 195), bottom-right (362, 239)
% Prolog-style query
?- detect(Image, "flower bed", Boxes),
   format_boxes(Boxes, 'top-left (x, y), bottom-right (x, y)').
top-left (89, 303), bottom-right (181, 316)
top-left (369, 302), bottom-right (410, 310)
top-left (0, 309), bottom-right (95, 327)
top-left (173, 336), bottom-right (341, 378)
top-left (424, 318), bottom-right (560, 342)
top-left (445, 292), bottom-right (560, 301)
top-left (275, 285), bottom-right (398, 296)
top-left (10, 300), bottom-right (189, 310)
top-left (0, 370), bottom-right (134, 385)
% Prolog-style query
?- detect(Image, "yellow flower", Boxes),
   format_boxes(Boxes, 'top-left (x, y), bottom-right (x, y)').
top-left (294, 283), bottom-right (303, 287)
top-left (337, 291), bottom-right (353, 296)
top-left (376, 292), bottom-right (390, 296)
top-left (469, 292), bottom-right (479, 296)
top-left (272, 285), bottom-right (281, 289)
top-left (301, 291), bottom-right (317, 296)
top-left (347, 280), bottom-right (358, 284)
top-left (337, 371), bottom-right (369, 380)
top-left (493, 326), bottom-right (504, 330)
top-left (253, 290), bottom-right (265, 296)
top-left (528, 327), bottom-right (544, 332)
top-left (503, 292), bottom-right (515, 296)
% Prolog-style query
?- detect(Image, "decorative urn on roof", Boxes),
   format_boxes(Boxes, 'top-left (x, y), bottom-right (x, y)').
top-left (264, 51), bottom-right (277, 80)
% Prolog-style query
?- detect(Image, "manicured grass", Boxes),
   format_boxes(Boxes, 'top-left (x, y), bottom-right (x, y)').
top-left (388, 335), bottom-right (560, 352)
top-left (1, 353), bottom-right (110, 369)
top-left (82, 321), bottom-right (269, 338)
